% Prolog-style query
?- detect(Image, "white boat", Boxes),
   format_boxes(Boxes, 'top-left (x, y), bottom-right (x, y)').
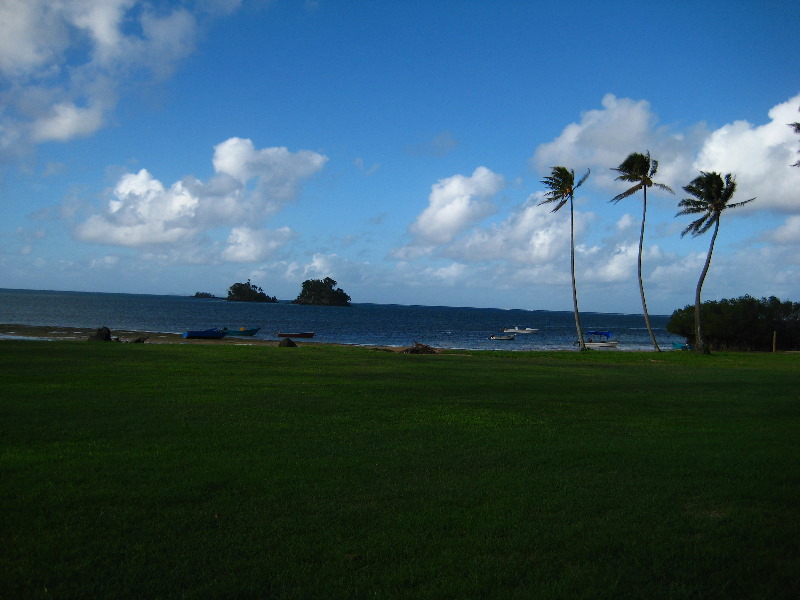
top-left (582, 330), bottom-right (619, 349)
top-left (502, 326), bottom-right (539, 334)
top-left (489, 333), bottom-right (516, 340)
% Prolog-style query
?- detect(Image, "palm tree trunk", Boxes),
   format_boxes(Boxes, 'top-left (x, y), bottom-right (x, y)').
top-left (570, 199), bottom-right (586, 350)
top-left (694, 219), bottom-right (719, 354)
top-left (638, 188), bottom-right (661, 351)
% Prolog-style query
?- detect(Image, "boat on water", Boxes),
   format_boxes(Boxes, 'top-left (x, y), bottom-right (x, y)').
top-left (182, 328), bottom-right (228, 339)
top-left (489, 333), bottom-right (516, 340)
top-left (276, 332), bottom-right (315, 338)
top-left (502, 326), bottom-right (539, 334)
top-left (582, 330), bottom-right (619, 349)
top-left (223, 327), bottom-right (261, 336)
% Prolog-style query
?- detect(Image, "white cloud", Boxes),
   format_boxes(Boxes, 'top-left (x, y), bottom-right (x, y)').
top-left (32, 103), bottom-right (107, 142)
top-left (222, 226), bottom-right (295, 262)
top-left (764, 215), bottom-right (800, 245)
top-left (213, 137), bottom-right (328, 205)
top-left (75, 138), bottom-right (327, 256)
top-left (616, 213), bottom-right (636, 231)
top-left (694, 95), bottom-right (800, 213)
top-left (408, 166), bottom-right (504, 246)
top-left (0, 0), bottom-right (204, 154)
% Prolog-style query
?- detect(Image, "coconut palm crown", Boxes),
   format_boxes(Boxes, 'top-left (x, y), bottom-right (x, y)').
top-left (677, 171), bottom-right (755, 353)
top-left (677, 172), bottom-right (754, 238)
top-left (610, 151), bottom-right (673, 352)
top-left (539, 166), bottom-right (590, 350)
top-left (610, 151), bottom-right (674, 203)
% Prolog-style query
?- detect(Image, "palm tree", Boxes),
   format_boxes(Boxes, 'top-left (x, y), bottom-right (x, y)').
top-left (611, 151), bottom-right (673, 352)
top-left (677, 172), bottom-right (755, 353)
top-left (539, 166), bottom-right (590, 350)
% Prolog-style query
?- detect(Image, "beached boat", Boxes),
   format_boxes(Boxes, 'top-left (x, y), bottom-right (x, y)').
top-left (672, 341), bottom-right (692, 351)
top-left (489, 333), bottom-right (516, 340)
top-left (583, 330), bottom-right (619, 349)
top-left (502, 326), bottom-right (539, 334)
top-left (276, 332), bottom-right (315, 338)
top-left (223, 327), bottom-right (261, 336)
top-left (182, 328), bottom-right (228, 339)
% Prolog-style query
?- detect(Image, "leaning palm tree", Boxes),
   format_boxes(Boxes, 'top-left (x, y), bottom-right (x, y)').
top-left (677, 172), bottom-right (755, 353)
top-left (611, 151), bottom-right (673, 352)
top-left (539, 166), bottom-right (590, 350)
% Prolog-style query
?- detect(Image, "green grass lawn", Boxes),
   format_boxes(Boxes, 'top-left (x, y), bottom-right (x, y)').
top-left (1, 341), bottom-right (798, 599)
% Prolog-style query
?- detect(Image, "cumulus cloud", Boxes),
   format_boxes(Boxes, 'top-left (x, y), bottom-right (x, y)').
top-left (531, 94), bottom-right (701, 191)
top-left (694, 95), bottom-right (800, 212)
top-left (446, 194), bottom-right (577, 265)
top-left (0, 0), bottom-right (204, 155)
top-left (75, 138), bottom-right (327, 257)
top-left (222, 226), bottom-right (296, 262)
top-left (406, 166), bottom-right (504, 248)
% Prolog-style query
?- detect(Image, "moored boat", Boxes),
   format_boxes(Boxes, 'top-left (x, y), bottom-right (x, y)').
top-left (489, 333), bottom-right (516, 340)
top-left (582, 330), bottom-right (619, 349)
top-left (182, 328), bottom-right (228, 339)
top-left (276, 332), bottom-right (315, 338)
top-left (223, 327), bottom-right (261, 336)
top-left (502, 326), bottom-right (539, 334)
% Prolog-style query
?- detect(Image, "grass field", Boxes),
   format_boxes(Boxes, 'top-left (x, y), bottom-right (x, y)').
top-left (1, 341), bottom-right (798, 599)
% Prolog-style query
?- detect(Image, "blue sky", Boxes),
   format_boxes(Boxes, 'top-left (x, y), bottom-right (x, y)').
top-left (1, 0), bottom-right (799, 314)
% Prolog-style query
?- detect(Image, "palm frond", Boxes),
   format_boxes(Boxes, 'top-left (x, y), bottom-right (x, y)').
top-left (575, 168), bottom-right (590, 189)
top-left (727, 197), bottom-right (756, 209)
top-left (610, 184), bottom-right (641, 203)
top-left (648, 155), bottom-right (658, 179)
top-left (680, 216), bottom-right (707, 237)
top-left (653, 182), bottom-right (674, 194)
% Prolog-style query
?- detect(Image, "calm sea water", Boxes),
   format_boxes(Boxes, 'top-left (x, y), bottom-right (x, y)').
top-left (0, 288), bottom-right (684, 351)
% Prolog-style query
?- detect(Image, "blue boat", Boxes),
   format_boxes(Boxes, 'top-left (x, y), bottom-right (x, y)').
top-left (223, 327), bottom-right (261, 337)
top-left (672, 341), bottom-right (692, 351)
top-left (182, 328), bottom-right (228, 339)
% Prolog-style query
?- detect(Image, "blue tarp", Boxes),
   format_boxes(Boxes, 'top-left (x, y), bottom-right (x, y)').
top-left (586, 330), bottom-right (612, 339)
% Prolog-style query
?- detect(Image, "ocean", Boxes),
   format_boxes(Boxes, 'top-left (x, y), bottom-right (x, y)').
top-left (0, 288), bottom-right (684, 351)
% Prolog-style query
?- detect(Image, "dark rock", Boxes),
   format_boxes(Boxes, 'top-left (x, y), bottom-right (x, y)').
top-left (131, 337), bottom-right (148, 343)
top-left (278, 337), bottom-right (297, 347)
top-left (90, 326), bottom-right (112, 342)
top-left (402, 341), bottom-right (438, 354)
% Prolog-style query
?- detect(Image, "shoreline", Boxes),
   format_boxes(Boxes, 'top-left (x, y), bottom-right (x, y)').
top-left (0, 323), bottom-right (411, 351)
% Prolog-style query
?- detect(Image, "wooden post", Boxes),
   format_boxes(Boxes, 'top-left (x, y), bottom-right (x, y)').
top-left (773, 330), bottom-right (777, 353)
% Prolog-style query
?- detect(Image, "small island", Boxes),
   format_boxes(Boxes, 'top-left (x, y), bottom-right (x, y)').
top-left (193, 291), bottom-right (216, 299)
top-left (292, 277), bottom-right (351, 306)
top-left (226, 280), bottom-right (277, 303)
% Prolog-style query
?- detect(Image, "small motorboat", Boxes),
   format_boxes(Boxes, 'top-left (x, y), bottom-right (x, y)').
top-left (502, 326), bottom-right (539, 334)
top-left (223, 327), bottom-right (261, 336)
top-left (182, 328), bottom-right (228, 339)
top-left (276, 332), bottom-right (315, 338)
top-left (489, 333), bottom-right (516, 340)
top-left (672, 341), bottom-right (692, 351)
top-left (582, 331), bottom-right (619, 349)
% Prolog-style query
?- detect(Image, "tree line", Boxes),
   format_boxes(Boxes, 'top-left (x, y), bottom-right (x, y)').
top-left (667, 295), bottom-right (800, 351)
